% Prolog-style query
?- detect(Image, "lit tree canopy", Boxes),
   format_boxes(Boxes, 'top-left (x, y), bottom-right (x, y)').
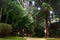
top-left (2, 0), bottom-right (34, 26)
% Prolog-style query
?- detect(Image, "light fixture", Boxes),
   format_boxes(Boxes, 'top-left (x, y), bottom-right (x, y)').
top-left (18, 32), bottom-right (20, 35)
top-left (38, 7), bottom-right (41, 10)
top-left (50, 11), bottom-right (53, 14)
top-left (32, 1), bottom-right (35, 5)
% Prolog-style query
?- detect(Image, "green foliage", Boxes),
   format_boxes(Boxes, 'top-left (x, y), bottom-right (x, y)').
top-left (47, 38), bottom-right (60, 40)
top-left (2, 0), bottom-right (34, 37)
top-left (0, 23), bottom-right (12, 37)
top-left (42, 2), bottom-right (53, 11)
top-left (0, 37), bottom-right (26, 40)
top-left (32, 24), bottom-right (44, 37)
top-left (49, 29), bottom-right (58, 37)
top-left (2, 0), bottom-right (34, 24)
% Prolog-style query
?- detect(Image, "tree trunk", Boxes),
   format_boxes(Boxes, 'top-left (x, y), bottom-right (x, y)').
top-left (5, 13), bottom-right (8, 23)
top-left (0, 0), bottom-right (2, 22)
top-left (44, 9), bottom-right (49, 38)
top-left (0, 8), bottom-right (2, 22)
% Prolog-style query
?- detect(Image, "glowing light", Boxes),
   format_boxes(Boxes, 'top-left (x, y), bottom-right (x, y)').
top-left (38, 7), bottom-right (41, 10)
top-left (32, 1), bottom-right (35, 5)
top-left (50, 11), bottom-right (53, 14)
top-left (18, 32), bottom-right (20, 35)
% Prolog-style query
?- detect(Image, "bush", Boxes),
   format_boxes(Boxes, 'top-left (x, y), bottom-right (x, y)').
top-left (0, 23), bottom-right (12, 37)
top-left (49, 29), bottom-right (58, 37)
top-left (32, 26), bottom-right (44, 37)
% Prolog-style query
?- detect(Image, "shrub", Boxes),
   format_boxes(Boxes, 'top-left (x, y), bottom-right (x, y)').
top-left (49, 29), bottom-right (58, 37)
top-left (0, 23), bottom-right (12, 37)
top-left (32, 26), bottom-right (44, 37)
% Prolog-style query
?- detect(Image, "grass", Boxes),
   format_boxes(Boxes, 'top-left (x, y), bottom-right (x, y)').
top-left (47, 38), bottom-right (60, 40)
top-left (0, 37), bottom-right (60, 40)
top-left (0, 37), bottom-right (26, 40)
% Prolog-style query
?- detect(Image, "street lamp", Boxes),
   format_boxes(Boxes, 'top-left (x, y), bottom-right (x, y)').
top-left (38, 7), bottom-right (41, 10)
top-left (50, 11), bottom-right (53, 14)
top-left (32, 1), bottom-right (35, 5)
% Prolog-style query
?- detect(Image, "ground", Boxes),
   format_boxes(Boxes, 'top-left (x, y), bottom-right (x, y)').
top-left (0, 37), bottom-right (60, 40)
top-left (24, 37), bottom-right (60, 40)
top-left (25, 37), bottom-right (46, 40)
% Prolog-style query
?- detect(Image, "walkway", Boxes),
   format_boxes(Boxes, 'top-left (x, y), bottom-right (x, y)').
top-left (24, 37), bottom-right (46, 40)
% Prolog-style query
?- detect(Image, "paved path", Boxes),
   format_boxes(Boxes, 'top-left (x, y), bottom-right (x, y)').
top-left (24, 37), bottom-right (46, 40)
